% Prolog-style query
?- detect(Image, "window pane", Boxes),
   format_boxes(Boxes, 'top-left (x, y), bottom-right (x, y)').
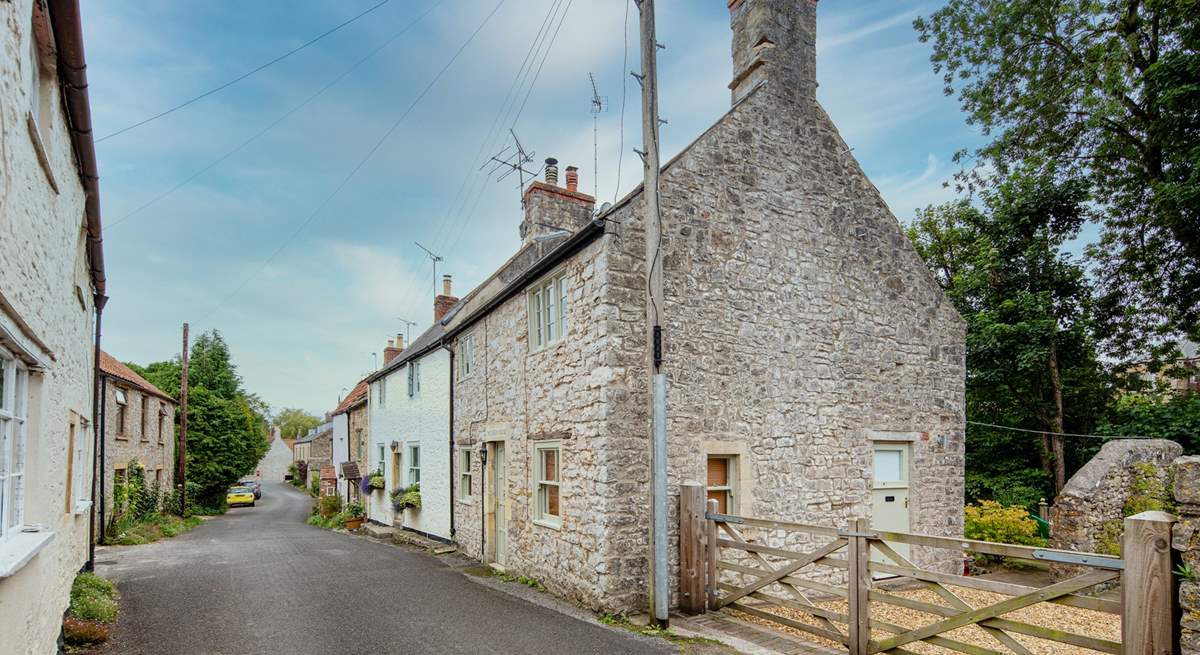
top-left (0, 357), bottom-right (7, 410)
top-left (707, 490), bottom-right (728, 514)
top-left (559, 277), bottom-right (568, 336)
top-left (706, 457), bottom-right (728, 487)
top-left (542, 449), bottom-right (558, 482)
top-left (546, 484), bottom-right (559, 517)
top-left (545, 282), bottom-right (556, 342)
top-left (534, 291), bottom-right (544, 346)
top-left (874, 449), bottom-right (903, 483)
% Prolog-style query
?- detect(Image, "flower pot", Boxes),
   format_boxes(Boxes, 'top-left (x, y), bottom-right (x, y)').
top-left (344, 517), bottom-right (364, 530)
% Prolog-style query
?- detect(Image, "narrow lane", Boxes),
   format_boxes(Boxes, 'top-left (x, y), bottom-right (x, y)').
top-left (95, 482), bottom-right (669, 655)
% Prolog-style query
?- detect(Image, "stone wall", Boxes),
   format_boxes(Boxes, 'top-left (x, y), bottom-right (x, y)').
top-left (0, 1), bottom-right (101, 651)
top-left (102, 379), bottom-right (176, 513)
top-left (1050, 439), bottom-right (1181, 563)
top-left (1175, 456), bottom-right (1200, 655)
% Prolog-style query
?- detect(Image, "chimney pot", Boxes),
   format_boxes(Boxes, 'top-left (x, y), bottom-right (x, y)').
top-left (544, 157), bottom-right (559, 185)
top-left (395, 334), bottom-right (404, 350)
top-left (442, 274), bottom-right (452, 296)
top-left (565, 166), bottom-right (579, 192)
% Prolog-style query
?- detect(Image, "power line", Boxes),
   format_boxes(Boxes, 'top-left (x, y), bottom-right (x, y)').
top-left (97, 0), bottom-right (392, 143)
top-left (966, 420), bottom-right (1152, 440)
top-left (201, 0), bottom-right (508, 322)
top-left (106, 0), bottom-right (445, 232)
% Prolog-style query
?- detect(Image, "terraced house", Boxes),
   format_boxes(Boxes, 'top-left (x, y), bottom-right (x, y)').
top-left (432, 0), bottom-right (966, 612)
top-left (0, 0), bottom-right (107, 651)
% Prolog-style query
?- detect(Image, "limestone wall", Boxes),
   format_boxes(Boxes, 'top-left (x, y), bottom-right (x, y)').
top-left (1175, 456), bottom-right (1200, 655)
top-left (102, 380), bottom-right (176, 512)
top-left (1050, 439), bottom-right (1182, 561)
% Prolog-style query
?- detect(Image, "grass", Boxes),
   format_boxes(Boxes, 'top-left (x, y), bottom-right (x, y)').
top-left (598, 614), bottom-right (734, 653)
top-left (110, 514), bottom-right (203, 546)
top-left (64, 572), bottom-right (120, 650)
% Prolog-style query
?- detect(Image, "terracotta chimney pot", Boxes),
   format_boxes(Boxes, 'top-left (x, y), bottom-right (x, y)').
top-left (565, 166), bottom-right (579, 192)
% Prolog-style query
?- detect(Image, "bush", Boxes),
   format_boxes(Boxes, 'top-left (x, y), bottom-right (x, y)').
top-left (63, 617), bottom-right (112, 647)
top-left (69, 572), bottom-right (119, 623)
top-left (319, 493), bottom-right (342, 518)
top-left (309, 477), bottom-right (320, 497)
top-left (345, 501), bottom-right (365, 519)
top-left (964, 500), bottom-right (1045, 546)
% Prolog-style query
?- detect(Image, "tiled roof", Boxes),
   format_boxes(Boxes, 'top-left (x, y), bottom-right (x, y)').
top-left (319, 465), bottom-right (337, 480)
top-left (340, 461), bottom-right (361, 480)
top-left (333, 379), bottom-right (368, 415)
top-left (99, 350), bottom-right (176, 403)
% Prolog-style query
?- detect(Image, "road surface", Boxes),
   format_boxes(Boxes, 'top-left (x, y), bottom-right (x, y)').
top-left (94, 482), bottom-right (671, 655)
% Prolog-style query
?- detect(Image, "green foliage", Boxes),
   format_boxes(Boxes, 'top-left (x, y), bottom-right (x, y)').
top-left (1176, 563), bottom-right (1197, 583)
top-left (1099, 392), bottom-right (1200, 454)
top-left (390, 484), bottom-right (421, 511)
top-left (1124, 462), bottom-right (1176, 516)
top-left (915, 0), bottom-right (1200, 362)
top-left (63, 617), bottom-right (112, 647)
top-left (368, 473), bottom-right (386, 490)
top-left (1095, 519), bottom-right (1125, 556)
top-left (963, 501), bottom-right (1046, 546)
top-left (69, 573), bottom-right (119, 623)
top-left (516, 575), bottom-right (545, 592)
top-left (345, 502), bottom-right (365, 519)
top-left (319, 493), bottom-right (343, 518)
top-left (309, 477), bottom-right (319, 497)
top-left (273, 407), bottom-right (323, 440)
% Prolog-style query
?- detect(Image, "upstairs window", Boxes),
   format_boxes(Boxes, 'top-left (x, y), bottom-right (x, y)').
top-left (407, 362), bottom-right (420, 398)
top-left (114, 388), bottom-right (128, 438)
top-left (158, 407), bottom-right (167, 444)
top-left (140, 395), bottom-right (150, 442)
top-left (377, 379), bottom-right (386, 407)
top-left (706, 455), bottom-right (738, 514)
top-left (458, 334), bottom-right (475, 379)
top-left (528, 273), bottom-right (569, 351)
top-left (0, 351), bottom-right (30, 539)
top-left (407, 444), bottom-right (421, 485)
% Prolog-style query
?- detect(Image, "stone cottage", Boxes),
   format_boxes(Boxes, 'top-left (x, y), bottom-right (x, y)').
top-left (0, 0), bottom-right (108, 651)
top-left (433, 0), bottom-right (965, 611)
top-left (363, 277), bottom-right (458, 540)
top-left (292, 420), bottom-right (333, 486)
top-left (331, 378), bottom-right (369, 504)
top-left (98, 351), bottom-right (177, 528)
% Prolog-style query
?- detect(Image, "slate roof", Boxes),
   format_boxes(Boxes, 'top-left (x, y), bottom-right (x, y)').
top-left (340, 461), bottom-right (361, 480)
top-left (99, 350), bottom-right (176, 403)
top-left (365, 321), bottom-right (445, 383)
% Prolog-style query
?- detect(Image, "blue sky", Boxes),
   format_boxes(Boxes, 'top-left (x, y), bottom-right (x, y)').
top-left (83, 0), bottom-right (983, 415)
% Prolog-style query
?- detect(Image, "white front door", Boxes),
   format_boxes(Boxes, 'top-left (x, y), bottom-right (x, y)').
top-left (871, 443), bottom-right (911, 564)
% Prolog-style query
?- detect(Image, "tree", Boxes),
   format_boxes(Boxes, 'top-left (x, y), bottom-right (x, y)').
top-left (1098, 392), bottom-right (1200, 453)
top-left (185, 387), bottom-right (269, 504)
top-left (915, 0), bottom-right (1200, 365)
top-left (188, 331), bottom-right (242, 399)
top-left (272, 408), bottom-right (322, 440)
top-left (908, 172), bottom-right (1110, 500)
top-left (126, 360), bottom-right (181, 399)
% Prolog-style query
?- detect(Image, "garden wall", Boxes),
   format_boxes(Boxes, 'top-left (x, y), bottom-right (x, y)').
top-left (1175, 455), bottom-right (1200, 655)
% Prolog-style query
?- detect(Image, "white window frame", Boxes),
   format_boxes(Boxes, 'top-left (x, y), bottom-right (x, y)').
top-left (114, 387), bottom-right (128, 438)
top-left (458, 449), bottom-right (473, 500)
top-left (458, 334), bottom-right (475, 380)
top-left (407, 443), bottom-right (420, 486)
top-left (377, 379), bottom-right (386, 407)
top-left (70, 418), bottom-right (91, 514)
top-left (407, 362), bottom-right (421, 398)
top-left (0, 350), bottom-right (30, 540)
top-left (528, 272), bottom-right (570, 351)
top-left (533, 442), bottom-right (561, 528)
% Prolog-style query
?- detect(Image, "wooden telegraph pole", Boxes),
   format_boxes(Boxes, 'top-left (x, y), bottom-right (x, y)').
top-left (636, 0), bottom-right (669, 628)
top-left (178, 323), bottom-right (189, 515)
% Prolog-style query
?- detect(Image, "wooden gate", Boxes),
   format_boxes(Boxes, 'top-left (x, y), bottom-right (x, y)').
top-left (677, 485), bottom-right (1176, 655)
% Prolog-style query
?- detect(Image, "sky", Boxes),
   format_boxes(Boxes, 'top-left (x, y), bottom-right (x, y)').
top-left (82, 0), bottom-right (985, 416)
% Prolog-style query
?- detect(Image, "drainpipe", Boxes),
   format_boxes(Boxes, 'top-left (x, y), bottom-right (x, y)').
top-left (86, 294), bottom-right (106, 569)
top-left (97, 363), bottom-right (108, 545)
top-left (441, 344), bottom-right (456, 539)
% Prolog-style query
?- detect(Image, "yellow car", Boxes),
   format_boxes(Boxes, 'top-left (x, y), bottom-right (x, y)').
top-left (227, 486), bottom-right (256, 507)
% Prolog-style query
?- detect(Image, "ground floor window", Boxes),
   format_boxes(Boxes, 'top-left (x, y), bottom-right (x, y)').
top-left (0, 350), bottom-right (30, 540)
top-left (458, 449), bottom-right (472, 500)
top-left (534, 443), bottom-right (560, 527)
top-left (407, 444), bottom-right (420, 486)
top-left (706, 455), bottom-right (737, 514)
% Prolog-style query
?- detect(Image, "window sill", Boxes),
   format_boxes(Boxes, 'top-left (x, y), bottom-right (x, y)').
top-left (532, 518), bottom-right (562, 531)
top-left (0, 530), bottom-right (55, 578)
top-left (73, 500), bottom-right (93, 516)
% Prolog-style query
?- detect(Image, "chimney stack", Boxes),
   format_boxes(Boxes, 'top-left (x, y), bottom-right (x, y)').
top-left (435, 274), bottom-right (459, 322)
top-left (729, 0), bottom-right (818, 105)
top-left (565, 166), bottom-right (579, 192)
top-left (544, 158), bottom-right (559, 186)
top-left (383, 338), bottom-right (403, 365)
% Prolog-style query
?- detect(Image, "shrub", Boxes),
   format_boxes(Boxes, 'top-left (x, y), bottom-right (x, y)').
top-left (309, 477), bottom-right (320, 497)
top-left (368, 473), bottom-right (386, 490)
top-left (345, 502), bottom-right (365, 519)
top-left (69, 573), bottom-right (119, 623)
top-left (964, 500), bottom-right (1045, 546)
top-left (63, 617), bottom-right (112, 647)
top-left (319, 493), bottom-right (342, 518)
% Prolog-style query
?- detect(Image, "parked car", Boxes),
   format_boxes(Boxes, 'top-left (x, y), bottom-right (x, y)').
top-left (239, 479), bottom-right (262, 499)
top-left (227, 486), bottom-right (256, 507)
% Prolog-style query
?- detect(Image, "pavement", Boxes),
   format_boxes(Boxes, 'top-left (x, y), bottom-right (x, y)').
top-left (93, 482), bottom-right (674, 655)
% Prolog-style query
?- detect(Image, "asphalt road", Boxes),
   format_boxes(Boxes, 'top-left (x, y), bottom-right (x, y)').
top-left (95, 482), bottom-right (671, 655)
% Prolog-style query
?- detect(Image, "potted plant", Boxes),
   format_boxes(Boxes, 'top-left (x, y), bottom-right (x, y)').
top-left (343, 502), bottom-right (365, 530)
top-left (390, 484), bottom-right (421, 513)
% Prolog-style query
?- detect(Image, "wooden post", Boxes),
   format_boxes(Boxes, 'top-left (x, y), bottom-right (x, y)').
top-left (1121, 510), bottom-right (1176, 655)
top-left (678, 485), bottom-right (705, 614)
top-left (705, 498), bottom-right (719, 611)
top-left (846, 517), bottom-right (871, 655)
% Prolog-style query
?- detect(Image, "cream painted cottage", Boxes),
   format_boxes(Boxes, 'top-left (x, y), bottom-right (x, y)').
top-left (0, 0), bottom-right (107, 651)
top-left (432, 0), bottom-right (966, 612)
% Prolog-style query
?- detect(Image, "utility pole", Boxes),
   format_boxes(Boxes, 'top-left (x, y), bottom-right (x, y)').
top-left (178, 323), bottom-right (190, 516)
top-left (636, 0), bottom-right (668, 628)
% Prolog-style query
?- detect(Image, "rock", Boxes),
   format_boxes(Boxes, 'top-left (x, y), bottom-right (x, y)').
top-left (1176, 456), bottom-right (1200, 506)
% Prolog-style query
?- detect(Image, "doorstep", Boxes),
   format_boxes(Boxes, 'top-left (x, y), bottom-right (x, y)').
top-left (363, 523), bottom-right (394, 539)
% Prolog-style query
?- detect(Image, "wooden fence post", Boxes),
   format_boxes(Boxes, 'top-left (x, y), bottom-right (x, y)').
top-left (846, 516), bottom-right (871, 655)
top-left (706, 498), bottom-right (719, 611)
top-left (1122, 510), bottom-right (1176, 655)
top-left (678, 484), bottom-right (706, 615)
